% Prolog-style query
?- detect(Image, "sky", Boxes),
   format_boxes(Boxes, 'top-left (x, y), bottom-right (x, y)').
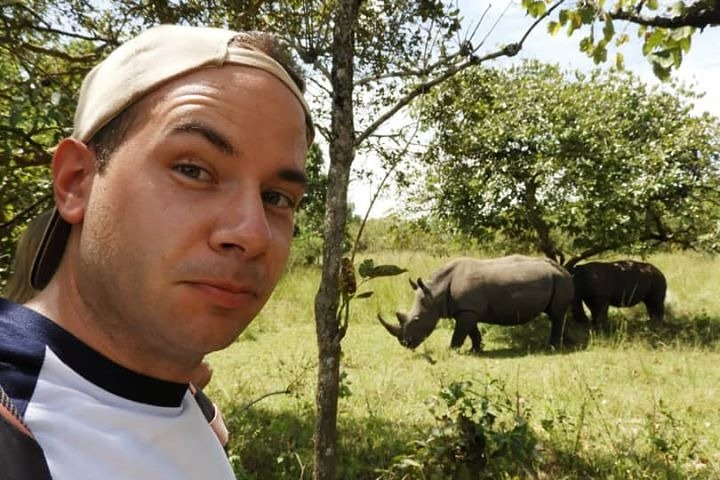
top-left (347, 1), bottom-right (720, 218)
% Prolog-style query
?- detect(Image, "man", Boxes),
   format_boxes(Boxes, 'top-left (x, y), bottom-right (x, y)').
top-left (0, 24), bottom-right (313, 479)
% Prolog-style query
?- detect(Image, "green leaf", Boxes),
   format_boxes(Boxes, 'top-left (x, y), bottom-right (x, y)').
top-left (528, 1), bottom-right (547, 17)
top-left (547, 21), bottom-right (561, 36)
top-left (558, 9), bottom-right (569, 25)
top-left (579, 37), bottom-right (593, 53)
top-left (358, 259), bottom-right (375, 278)
top-left (592, 44), bottom-right (607, 64)
top-left (671, 47), bottom-right (682, 68)
top-left (364, 264), bottom-right (408, 279)
top-left (579, 5), bottom-right (596, 23)
top-left (615, 51), bottom-right (625, 70)
top-left (523, 0), bottom-right (547, 17)
top-left (643, 29), bottom-right (667, 55)
top-left (354, 291), bottom-right (374, 299)
top-left (651, 60), bottom-right (671, 81)
top-left (650, 49), bottom-right (675, 69)
top-left (647, 0), bottom-right (659, 10)
top-left (602, 16), bottom-right (614, 43)
top-left (670, 26), bottom-right (694, 41)
top-left (679, 36), bottom-right (691, 52)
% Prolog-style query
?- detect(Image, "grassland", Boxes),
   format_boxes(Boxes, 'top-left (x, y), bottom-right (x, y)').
top-left (206, 250), bottom-right (720, 479)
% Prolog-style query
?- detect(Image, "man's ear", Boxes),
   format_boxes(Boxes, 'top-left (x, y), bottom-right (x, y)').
top-left (52, 138), bottom-right (96, 225)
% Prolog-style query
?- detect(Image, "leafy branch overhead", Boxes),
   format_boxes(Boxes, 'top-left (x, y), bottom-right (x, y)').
top-left (523, 0), bottom-right (719, 79)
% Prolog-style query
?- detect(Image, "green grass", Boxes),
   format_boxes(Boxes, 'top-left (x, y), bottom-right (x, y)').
top-left (206, 251), bottom-right (720, 479)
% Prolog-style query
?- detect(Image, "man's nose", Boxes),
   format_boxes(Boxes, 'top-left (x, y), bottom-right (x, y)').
top-left (209, 192), bottom-right (271, 258)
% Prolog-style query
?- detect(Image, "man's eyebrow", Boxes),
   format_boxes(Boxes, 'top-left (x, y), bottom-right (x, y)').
top-left (171, 121), bottom-right (235, 155)
top-left (278, 168), bottom-right (308, 189)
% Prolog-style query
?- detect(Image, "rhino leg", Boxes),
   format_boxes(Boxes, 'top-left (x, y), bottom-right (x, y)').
top-left (452, 312), bottom-right (482, 352)
top-left (645, 280), bottom-right (666, 325)
top-left (645, 300), bottom-right (665, 325)
top-left (546, 313), bottom-right (564, 349)
top-left (468, 326), bottom-right (482, 353)
top-left (589, 302), bottom-right (610, 332)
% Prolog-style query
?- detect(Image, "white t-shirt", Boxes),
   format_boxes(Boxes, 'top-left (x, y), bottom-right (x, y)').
top-left (0, 299), bottom-right (235, 480)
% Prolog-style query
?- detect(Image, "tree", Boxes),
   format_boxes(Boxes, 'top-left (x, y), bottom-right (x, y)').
top-left (414, 60), bottom-right (720, 266)
top-left (271, 2), bottom-right (560, 477)
top-left (523, 0), bottom-right (719, 79)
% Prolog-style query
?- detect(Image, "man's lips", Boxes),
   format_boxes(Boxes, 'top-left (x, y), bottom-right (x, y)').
top-left (185, 279), bottom-right (260, 309)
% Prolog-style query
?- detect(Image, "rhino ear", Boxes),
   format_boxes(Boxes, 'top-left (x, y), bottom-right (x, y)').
top-left (417, 278), bottom-right (432, 297)
top-left (409, 278), bottom-right (418, 290)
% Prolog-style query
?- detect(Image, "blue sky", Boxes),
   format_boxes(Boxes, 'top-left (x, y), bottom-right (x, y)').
top-left (348, 2), bottom-right (719, 217)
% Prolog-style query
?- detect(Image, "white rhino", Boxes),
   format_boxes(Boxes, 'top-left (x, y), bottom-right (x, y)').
top-left (378, 255), bottom-right (574, 352)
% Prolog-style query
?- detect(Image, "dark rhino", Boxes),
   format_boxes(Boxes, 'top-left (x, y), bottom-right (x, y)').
top-left (378, 255), bottom-right (574, 352)
top-left (571, 260), bottom-right (667, 330)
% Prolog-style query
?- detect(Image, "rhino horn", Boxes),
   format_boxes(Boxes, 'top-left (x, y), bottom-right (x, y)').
top-left (409, 278), bottom-right (418, 290)
top-left (417, 278), bottom-right (432, 297)
top-left (396, 311), bottom-right (408, 325)
top-left (378, 314), bottom-right (402, 338)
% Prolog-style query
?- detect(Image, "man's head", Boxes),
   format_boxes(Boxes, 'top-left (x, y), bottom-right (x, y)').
top-left (28, 25), bottom-right (312, 379)
top-left (32, 25), bottom-right (313, 290)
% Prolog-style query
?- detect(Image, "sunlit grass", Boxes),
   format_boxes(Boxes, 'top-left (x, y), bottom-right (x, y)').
top-left (206, 250), bottom-right (720, 479)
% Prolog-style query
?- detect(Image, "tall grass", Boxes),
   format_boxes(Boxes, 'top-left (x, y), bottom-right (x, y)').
top-left (207, 250), bottom-right (720, 479)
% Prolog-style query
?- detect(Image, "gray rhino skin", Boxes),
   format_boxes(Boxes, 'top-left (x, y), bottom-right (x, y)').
top-left (378, 255), bottom-right (574, 352)
top-left (571, 260), bottom-right (667, 330)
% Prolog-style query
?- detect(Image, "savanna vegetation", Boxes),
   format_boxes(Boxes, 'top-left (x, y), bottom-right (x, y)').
top-left (208, 226), bottom-right (720, 478)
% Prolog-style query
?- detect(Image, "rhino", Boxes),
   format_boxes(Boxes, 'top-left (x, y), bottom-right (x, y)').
top-left (378, 255), bottom-right (574, 352)
top-left (571, 260), bottom-right (667, 330)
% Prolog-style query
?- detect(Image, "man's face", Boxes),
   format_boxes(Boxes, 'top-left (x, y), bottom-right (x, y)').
top-left (76, 66), bottom-right (308, 366)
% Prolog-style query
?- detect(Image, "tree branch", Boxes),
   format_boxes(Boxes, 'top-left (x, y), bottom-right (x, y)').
top-left (0, 37), bottom-right (98, 63)
top-left (611, 1), bottom-right (720, 29)
top-left (354, 0), bottom-right (565, 146)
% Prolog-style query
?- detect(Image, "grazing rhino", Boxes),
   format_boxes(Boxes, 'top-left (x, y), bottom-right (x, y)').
top-left (571, 260), bottom-right (667, 330)
top-left (378, 255), bottom-right (574, 352)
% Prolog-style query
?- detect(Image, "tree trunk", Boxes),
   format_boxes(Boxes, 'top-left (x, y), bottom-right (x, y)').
top-left (313, 1), bottom-right (360, 479)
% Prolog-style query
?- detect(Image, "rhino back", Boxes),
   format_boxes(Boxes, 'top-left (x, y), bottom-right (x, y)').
top-left (445, 257), bottom-right (564, 325)
top-left (575, 261), bottom-right (665, 306)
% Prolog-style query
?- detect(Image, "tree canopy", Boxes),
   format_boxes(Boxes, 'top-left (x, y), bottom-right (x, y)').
top-left (414, 61), bottom-right (720, 266)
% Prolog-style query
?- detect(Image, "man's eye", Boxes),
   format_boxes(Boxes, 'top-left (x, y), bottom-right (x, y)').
top-left (174, 164), bottom-right (211, 181)
top-left (262, 191), bottom-right (295, 209)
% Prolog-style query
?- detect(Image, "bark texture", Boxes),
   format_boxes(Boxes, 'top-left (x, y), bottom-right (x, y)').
top-left (313, 1), bottom-right (361, 479)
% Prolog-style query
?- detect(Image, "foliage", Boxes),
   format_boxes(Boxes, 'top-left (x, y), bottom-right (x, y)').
top-left (288, 144), bottom-right (329, 268)
top-left (523, 0), bottom-right (719, 79)
top-left (336, 254), bottom-right (407, 341)
top-left (381, 378), bottom-right (539, 479)
top-left (354, 215), bottom-right (486, 256)
top-left (414, 61), bottom-right (720, 266)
